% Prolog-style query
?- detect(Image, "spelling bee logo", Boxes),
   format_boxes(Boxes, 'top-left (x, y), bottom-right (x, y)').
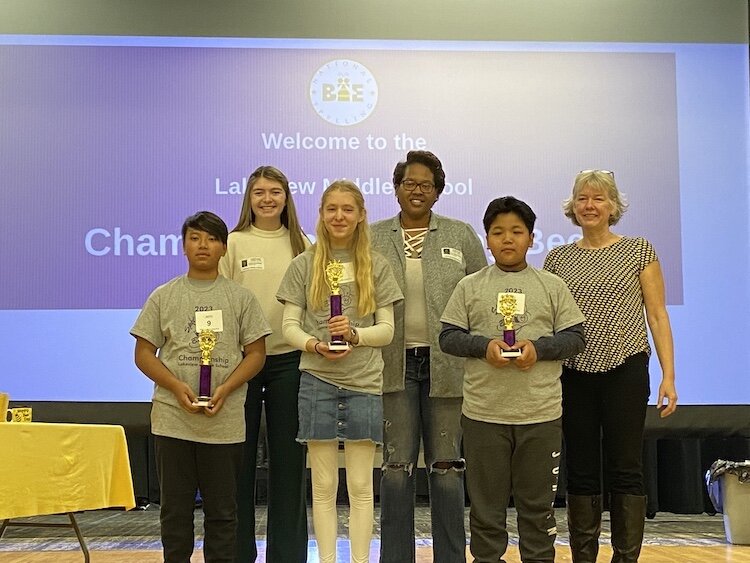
top-left (309, 59), bottom-right (378, 126)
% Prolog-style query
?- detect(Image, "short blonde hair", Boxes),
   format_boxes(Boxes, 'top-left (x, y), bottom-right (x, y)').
top-left (563, 170), bottom-right (628, 226)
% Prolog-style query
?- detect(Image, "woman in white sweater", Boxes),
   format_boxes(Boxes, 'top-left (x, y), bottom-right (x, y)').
top-left (219, 165), bottom-right (309, 563)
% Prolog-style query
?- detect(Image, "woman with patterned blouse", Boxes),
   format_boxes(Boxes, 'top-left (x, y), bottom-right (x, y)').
top-left (543, 170), bottom-right (678, 563)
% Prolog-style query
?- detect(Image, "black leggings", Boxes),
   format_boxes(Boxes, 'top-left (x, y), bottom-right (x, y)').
top-left (562, 353), bottom-right (650, 496)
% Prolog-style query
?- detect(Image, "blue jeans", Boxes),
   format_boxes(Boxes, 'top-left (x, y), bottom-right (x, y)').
top-left (379, 353), bottom-right (466, 563)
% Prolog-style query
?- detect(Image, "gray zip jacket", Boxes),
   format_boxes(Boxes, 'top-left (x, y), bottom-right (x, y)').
top-left (371, 212), bottom-right (488, 397)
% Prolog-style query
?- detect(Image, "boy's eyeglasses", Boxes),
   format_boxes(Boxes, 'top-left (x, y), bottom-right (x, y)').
top-left (578, 169), bottom-right (614, 178)
top-left (400, 180), bottom-right (436, 194)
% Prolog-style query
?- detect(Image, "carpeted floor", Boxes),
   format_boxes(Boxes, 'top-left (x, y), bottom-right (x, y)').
top-left (0, 505), bottom-right (736, 553)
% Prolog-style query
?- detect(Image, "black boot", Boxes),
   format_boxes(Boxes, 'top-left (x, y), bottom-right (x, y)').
top-left (610, 494), bottom-right (646, 563)
top-left (567, 494), bottom-right (602, 563)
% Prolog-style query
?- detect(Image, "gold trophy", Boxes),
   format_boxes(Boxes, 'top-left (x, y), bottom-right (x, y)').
top-left (325, 259), bottom-right (350, 351)
top-left (497, 294), bottom-right (521, 358)
top-left (194, 329), bottom-right (217, 406)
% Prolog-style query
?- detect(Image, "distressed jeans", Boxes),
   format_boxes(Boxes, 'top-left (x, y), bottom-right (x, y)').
top-left (379, 353), bottom-right (466, 563)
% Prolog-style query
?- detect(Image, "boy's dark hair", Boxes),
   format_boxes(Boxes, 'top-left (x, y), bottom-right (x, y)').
top-left (392, 150), bottom-right (446, 195)
top-left (181, 211), bottom-right (229, 244)
top-left (483, 196), bottom-right (537, 234)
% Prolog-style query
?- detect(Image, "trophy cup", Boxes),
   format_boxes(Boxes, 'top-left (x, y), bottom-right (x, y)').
top-left (194, 329), bottom-right (217, 406)
top-left (325, 259), bottom-right (350, 352)
top-left (497, 294), bottom-right (521, 358)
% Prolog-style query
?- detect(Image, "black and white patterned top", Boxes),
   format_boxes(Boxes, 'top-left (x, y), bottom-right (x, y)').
top-left (543, 236), bottom-right (657, 373)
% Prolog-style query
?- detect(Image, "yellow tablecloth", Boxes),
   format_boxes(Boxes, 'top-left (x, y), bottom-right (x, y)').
top-left (0, 422), bottom-right (135, 519)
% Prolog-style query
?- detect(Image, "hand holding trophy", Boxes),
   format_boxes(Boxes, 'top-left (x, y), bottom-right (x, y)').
top-left (325, 259), bottom-right (350, 352)
top-left (497, 293), bottom-right (521, 358)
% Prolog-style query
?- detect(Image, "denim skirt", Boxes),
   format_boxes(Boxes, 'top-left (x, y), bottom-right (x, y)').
top-left (297, 371), bottom-right (383, 443)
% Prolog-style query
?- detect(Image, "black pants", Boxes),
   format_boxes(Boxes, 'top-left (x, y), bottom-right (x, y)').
top-left (155, 435), bottom-right (243, 563)
top-left (235, 351), bottom-right (308, 563)
top-left (463, 415), bottom-right (562, 563)
top-left (562, 352), bottom-right (650, 496)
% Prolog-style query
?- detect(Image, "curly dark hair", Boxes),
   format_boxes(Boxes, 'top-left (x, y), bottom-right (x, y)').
top-left (392, 150), bottom-right (446, 195)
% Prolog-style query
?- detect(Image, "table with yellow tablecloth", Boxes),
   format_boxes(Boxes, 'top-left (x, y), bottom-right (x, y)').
top-left (0, 421), bottom-right (136, 561)
top-left (0, 421), bottom-right (135, 519)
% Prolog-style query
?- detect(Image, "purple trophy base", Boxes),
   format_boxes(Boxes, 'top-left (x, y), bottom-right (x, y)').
top-left (501, 329), bottom-right (521, 358)
top-left (328, 294), bottom-right (349, 351)
top-left (194, 364), bottom-right (212, 406)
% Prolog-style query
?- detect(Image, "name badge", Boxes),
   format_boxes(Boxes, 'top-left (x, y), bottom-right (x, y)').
top-left (441, 247), bottom-right (463, 264)
top-left (496, 292), bottom-right (526, 315)
top-left (196, 310), bottom-right (224, 332)
top-left (241, 257), bottom-right (264, 271)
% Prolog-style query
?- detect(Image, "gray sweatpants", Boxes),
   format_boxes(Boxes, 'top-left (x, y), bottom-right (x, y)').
top-left (462, 415), bottom-right (562, 563)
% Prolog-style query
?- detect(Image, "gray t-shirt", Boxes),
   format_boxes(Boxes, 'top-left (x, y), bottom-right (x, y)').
top-left (441, 265), bottom-right (585, 424)
top-left (131, 275), bottom-right (271, 444)
top-left (276, 248), bottom-right (403, 395)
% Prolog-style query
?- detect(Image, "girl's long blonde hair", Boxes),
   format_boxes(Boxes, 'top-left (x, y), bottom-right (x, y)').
top-left (308, 180), bottom-right (376, 316)
top-left (231, 165), bottom-right (307, 257)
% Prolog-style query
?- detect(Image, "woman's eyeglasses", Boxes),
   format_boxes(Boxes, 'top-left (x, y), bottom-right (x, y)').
top-left (400, 180), bottom-right (436, 194)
